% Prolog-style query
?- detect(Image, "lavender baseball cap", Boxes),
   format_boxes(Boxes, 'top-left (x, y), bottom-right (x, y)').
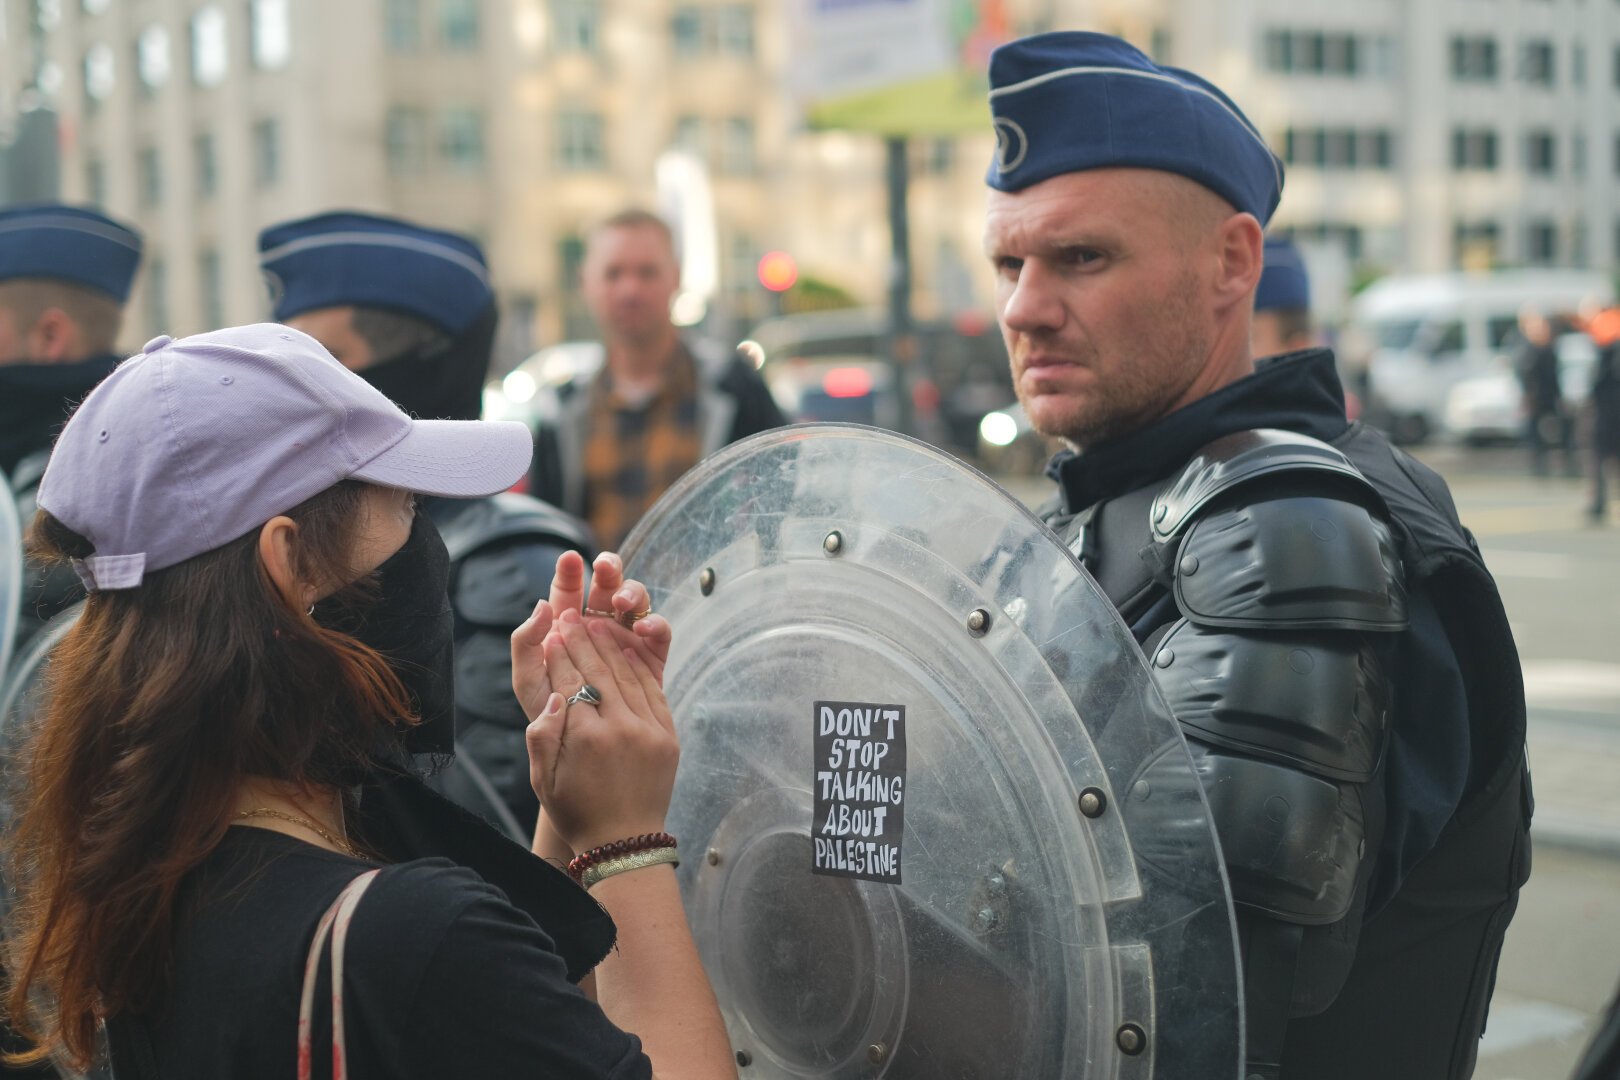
top-left (37, 323), bottom-right (534, 591)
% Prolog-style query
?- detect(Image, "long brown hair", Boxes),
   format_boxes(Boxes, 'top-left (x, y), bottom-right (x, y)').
top-left (2, 480), bottom-right (418, 1070)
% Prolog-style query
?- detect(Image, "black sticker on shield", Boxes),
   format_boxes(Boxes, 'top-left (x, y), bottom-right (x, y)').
top-left (811, 700), bottom-right (906, 883)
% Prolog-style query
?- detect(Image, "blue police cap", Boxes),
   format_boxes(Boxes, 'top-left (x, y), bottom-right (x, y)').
top-left (986, 32), bottom-right (1284, 225)
top-left (0, 203), bottom-right (143, 301)
top-left (1256, 236), bottom-right (1310, 312)
top-left (258, 211), bottom-right (493, 335)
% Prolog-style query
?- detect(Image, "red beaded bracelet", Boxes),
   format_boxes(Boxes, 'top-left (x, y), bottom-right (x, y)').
top-left (567, 832), bottom-right (678, 884)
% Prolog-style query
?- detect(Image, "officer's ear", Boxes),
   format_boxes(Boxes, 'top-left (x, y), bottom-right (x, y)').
top-left (1211, 213), bottom-right (1265, 313)
top-left (27, 307), bottom-right (83, 363)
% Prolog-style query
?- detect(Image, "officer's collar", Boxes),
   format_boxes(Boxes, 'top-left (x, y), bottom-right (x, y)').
top-left (1047, 348), bottom-right (1350, 514)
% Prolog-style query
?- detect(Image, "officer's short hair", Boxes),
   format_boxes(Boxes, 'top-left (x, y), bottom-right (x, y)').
top-left (589, 209), bottom-right (677, 257)
top-left (350, 306), bottom-right (452, 365)
top-left (0, 278), bottom-right (123, 354)
top-left (1266, 307), bottom-right (1311, 344)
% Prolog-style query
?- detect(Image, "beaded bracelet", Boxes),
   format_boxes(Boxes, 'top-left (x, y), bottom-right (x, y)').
top-left (567, 832), bottom-right (677, 885)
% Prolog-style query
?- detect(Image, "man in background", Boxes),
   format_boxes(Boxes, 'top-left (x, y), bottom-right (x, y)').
top-left (0, 203), bottom-right (143, 659)
top-left (259, 210), bottom-right (594, 829)
top-left (527, 209), bottom-right (785, 549)
top-left (1515, 307), bottom-right (1577, 478)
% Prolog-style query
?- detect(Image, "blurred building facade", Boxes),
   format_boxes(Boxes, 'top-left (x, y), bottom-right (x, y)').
top-left (3, 0), bottom-right (1619, 357)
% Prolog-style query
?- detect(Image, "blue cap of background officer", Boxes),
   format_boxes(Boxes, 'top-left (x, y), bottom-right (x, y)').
top-left (258, 211), bottom-right (496, 422)
top-left (1253, 237), bottom-right (1313, 358)
top-left (0, 203), bottom-right (144, 475)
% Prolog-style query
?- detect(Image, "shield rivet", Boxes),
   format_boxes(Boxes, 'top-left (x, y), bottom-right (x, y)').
top-left (1154, 648), bottom-right (1174, 668)
top-left (1153, 503), bottom-right (1169, 524)
top-left (866, 1043), bottom-right (889, 1065)
top-left (1078, 787), bottom-right (1108, 818)
top-left (1116, 1023), bottom-right (1147, 1055)
top-left (823, 530), bottom-right (844, 555)
top-left (707, 848), bottom-right (722, 866)
top-left (736, 1050), bottom-right (753, 1067)
top-left (1179, 554), bottom-right (1199, 575)
top-left (700, 567), bottom-right (716, 596)
top-left (967, 608), bottom-right (992, 636)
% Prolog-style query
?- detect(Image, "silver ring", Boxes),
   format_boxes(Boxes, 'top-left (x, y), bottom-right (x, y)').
top-left (566, 683), bottom-right (602, 707)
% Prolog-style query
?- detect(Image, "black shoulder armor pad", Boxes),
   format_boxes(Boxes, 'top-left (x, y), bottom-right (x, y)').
top-left (437, 492), bottom-right (596, 563)
top-left (1151, 429), bottom-right (1378, 542)
top-left (1150, 619), bottom-right (1389, 782)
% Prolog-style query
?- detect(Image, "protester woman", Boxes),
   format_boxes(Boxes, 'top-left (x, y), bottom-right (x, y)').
top-left (1, 325), bottom-right (733, 1078)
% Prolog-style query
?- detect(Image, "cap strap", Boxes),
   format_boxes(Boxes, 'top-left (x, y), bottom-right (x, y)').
top-left (71, 553), bottom-right (147, 592)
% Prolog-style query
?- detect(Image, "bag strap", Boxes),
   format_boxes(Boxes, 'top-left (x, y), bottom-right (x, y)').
top-left (297, 869), bottom-right (380, 1080)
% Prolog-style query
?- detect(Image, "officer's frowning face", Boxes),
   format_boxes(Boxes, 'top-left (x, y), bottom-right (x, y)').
top-left (985, 168), bottom-right (1249, 449)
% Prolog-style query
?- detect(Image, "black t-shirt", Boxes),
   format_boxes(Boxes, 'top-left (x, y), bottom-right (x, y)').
top-left (106, 827), bottom-right (652, 1080)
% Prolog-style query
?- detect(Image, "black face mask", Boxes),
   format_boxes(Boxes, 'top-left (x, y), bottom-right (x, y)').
top-left (358, 304), bottom-right (497, 423)
top-left (316, 511), bottom-right (457, 756)
top-left (0, 356), bottom-right (121, 476)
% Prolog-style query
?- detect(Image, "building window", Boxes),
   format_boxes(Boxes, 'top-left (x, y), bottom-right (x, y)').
top-left (386, 0), bottom-right (421, 51)
top-left (146, 256), bottom-right (167, 332)
top-left (1264, 29), bottom-right (1360, 75)
top-left (1450, 36), bottom-right (1498, 82)
top-left (716, 5), bottom-right (754, 57)
top-left (720, 117), bottom-right (754, 174)
top-left (1521, 40), bottom-right (1555, 87)
top-left (1574, 44), bottom-right (1587, 87)
top-left (442, 107), bottom-right (486, 170)
top-left (137, 25), bottom-right (170, 91)
top-left (672, 114), bottom-right (706, 158)
top-left (191, 6), bottom-right (228, 87)
top-left (1526, 220), bottom-right (1558, 264)
top-left (1525, 130), bottom-right (1557, 175)
top-left (557, 110), bottom-right (605, 170)
top-left (253, 118), bottom-right (280, 186)
top-left (1614, 133), bottom-right (1620, 175)
top-left (85, 157), bottom-right (106, 206)
top-left (82, 43), bottom-right (114, 104)
top-left (1574, 133), bottom-right (1587, 178)
top-left (1363, 130), bottom-right (1394, 169)
top-left (672, 7), bottom-right (704, 57)
top-left (138, 145), bottom-right (163, 206)
top-left (199, 248), bottom-right (224, 329)
top-left (386, 106), bottom-right (428, 174)
top-left (551, 0), bottom-right (598, 52)
top-left (250, 0), bottom-right (290, 70)
top-left (194, 132), bottom-right (217, 198)
top-left (1263, 29), bottom-right (1292, 72)
top-left (1451, 127), bottom-right (1499, 170)
top-left (1280, 126), bottom-right (1395, 171)
top-left (440, 0), bottom-right (479, 49)
top-left (1453, 221), bottom-right (1500, 267)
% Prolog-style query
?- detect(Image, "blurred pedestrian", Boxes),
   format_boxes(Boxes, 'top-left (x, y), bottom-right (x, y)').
top-left (0, 204), bottom-right (142, 659)
top-left (1252, 236), bottom-right (1314, 359)
top-left (984, 31), bottom-right (1528, 1080)
top-left (527, 209), bottom-right (785, 549)
top-left (258, 211), bottom-right (596, 828)
top-left (3, 324), bottom-right (734, 1079)
top-left (1587, 306), bottom-right (1620, 523)
top-left (1515, 307), bottom-right (1577, 477)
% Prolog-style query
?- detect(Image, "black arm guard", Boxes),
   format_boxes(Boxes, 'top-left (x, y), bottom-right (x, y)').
top-left (429, 494), bottom-right (597, 830)
top-left (1148, 430), bottom-right (1406, 1040)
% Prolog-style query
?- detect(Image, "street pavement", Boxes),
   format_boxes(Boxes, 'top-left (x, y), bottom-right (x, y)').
top-left (993, 442), bottom-right (1620, 1080)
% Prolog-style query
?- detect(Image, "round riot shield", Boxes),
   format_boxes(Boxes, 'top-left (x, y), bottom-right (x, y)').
top-left (623, 425), bottom-right (1241, 1080)
top-left (0, 474), bottom-right (22, 680)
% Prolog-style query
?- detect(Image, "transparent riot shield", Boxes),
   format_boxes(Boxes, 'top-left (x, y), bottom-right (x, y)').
top-left (0, 474), bottom-right (21, 680)
top-left (622, 425), bottom-right (1241, 1080)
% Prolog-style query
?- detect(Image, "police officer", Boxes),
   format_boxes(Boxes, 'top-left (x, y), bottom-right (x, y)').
top-left (1252, 236), bottom-right (1314, 359)
top-left (0, 203), bottom-right (142, 659)
top-left (258, 211), bottom-right (596, 831)
top-left (982, 34), bottom-right (1529, 1079)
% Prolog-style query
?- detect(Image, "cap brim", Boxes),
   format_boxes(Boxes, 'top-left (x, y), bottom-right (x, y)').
top-left (351, 419), bottom-right (533, 498)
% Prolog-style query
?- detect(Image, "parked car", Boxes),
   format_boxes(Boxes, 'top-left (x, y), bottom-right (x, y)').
top-left (1350, 270), bottom-right (1613, 444)
top-left (1444, 332), bottom-right (1599, 444)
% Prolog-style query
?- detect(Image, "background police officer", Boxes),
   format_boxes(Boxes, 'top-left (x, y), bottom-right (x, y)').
top-left (1252, 236), bottom-right (1315, 359)
top-left (258, 211), bottom-right (596, 832)
top-left (983, 33), bottom-right (1529, 1080)
top-left (0, 203), bottom-right (142, 663)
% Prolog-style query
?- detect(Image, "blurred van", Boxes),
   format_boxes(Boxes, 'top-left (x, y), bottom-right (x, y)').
top-left (1350, 270), bottom-right (1613, 443)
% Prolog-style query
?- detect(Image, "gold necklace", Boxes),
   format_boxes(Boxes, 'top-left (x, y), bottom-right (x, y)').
top-left (235, 807), bottom-right (363, 860)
